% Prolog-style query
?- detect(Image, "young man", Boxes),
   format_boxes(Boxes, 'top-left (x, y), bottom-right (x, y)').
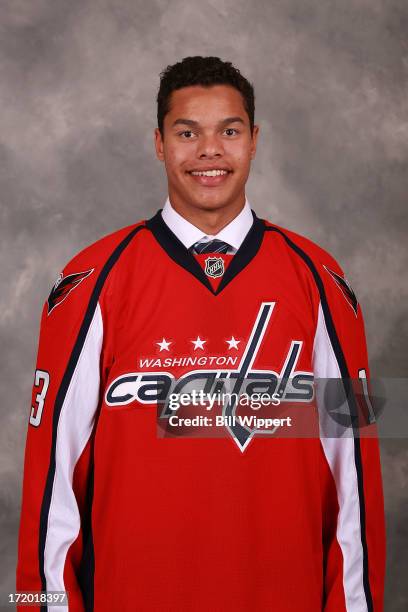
top-left (16, 56), bottom-right (385, 611)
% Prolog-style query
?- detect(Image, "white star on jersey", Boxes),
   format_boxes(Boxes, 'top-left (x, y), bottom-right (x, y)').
top-left (191, 336), bottom-right (206, 350)
top-left (226, 336), bottom-right (240, 350)
top-left (157, 338), bottom-right (172, 352)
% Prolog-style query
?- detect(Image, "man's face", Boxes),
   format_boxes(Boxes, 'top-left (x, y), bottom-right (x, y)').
top-left (155, 85), bottom-right (259, 212)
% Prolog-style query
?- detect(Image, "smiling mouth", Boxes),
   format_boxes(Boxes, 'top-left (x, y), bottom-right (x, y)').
top-left (186, 169), bottom-right (233, 186)
top-left (187, 169), bottom-right (232, 177)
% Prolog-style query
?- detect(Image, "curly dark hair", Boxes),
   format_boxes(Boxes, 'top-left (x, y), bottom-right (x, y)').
top-left (157, 56), bottom-right (255, 137)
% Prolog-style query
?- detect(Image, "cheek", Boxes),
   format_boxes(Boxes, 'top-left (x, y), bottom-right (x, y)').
top-left (166, 143), bottom-right (190, 163)
top-left (227, 142), bottom-right (251, 165)
top-left (230, 154), bottom-right (249, 171)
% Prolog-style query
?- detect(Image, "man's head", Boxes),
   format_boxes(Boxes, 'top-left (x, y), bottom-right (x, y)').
top-left (154, 56), bottom-right (259, 218)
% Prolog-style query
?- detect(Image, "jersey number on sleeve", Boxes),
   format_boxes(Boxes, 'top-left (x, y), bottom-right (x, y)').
top-left (29, 369), bottom-right (50, 427)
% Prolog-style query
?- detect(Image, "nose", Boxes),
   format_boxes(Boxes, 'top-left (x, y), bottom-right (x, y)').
top-left (197, 133), bottom-right (224, 158)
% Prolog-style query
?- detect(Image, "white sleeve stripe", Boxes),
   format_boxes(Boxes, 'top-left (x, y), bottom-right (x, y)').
top-left (43, 301), bottom-right (103, 609)
top-left (313, 302), bottom-right (368, 612)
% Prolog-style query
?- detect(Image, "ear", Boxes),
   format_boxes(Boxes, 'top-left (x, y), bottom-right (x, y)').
top-left (250, 124), bottom-right (260, 160)
top-left (154, 128), bottom-right (165, 162)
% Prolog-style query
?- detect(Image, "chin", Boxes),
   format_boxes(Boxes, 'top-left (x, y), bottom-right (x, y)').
top-left (191, 196), bottom-right (229, 211)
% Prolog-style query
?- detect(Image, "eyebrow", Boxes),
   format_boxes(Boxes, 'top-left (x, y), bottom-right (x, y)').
top-left (171, 116), bottom-right (245, 129)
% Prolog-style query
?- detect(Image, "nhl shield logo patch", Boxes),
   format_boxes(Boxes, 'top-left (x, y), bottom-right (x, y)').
top-left (204, 256), bottom-right (225, 278)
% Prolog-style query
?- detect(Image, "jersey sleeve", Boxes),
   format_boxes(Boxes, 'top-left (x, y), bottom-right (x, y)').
top-left (16, 261), bottom-right (104, 612)
top-left (312, 258), bottom-right (386, 611)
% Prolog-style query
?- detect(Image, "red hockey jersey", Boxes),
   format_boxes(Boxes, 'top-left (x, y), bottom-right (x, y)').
top-left (16, 208), bottom-right (386, 611)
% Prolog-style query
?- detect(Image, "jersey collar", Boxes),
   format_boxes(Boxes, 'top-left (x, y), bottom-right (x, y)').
top-left (146, 205), bottom-right (265, 296)
top-left (161, 196), bottom-right (254, 252)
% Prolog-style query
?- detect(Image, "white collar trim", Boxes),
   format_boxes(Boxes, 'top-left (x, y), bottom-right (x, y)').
top-left (161, 196), bottom-right (253, 250)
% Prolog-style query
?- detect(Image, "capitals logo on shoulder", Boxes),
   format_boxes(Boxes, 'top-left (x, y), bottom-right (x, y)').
top-left (324, 265), bottom-right (359, 316)
top-left (204, 256), bottom-right (224, 278)
top-left (47, 268), bottom-right (94, 315)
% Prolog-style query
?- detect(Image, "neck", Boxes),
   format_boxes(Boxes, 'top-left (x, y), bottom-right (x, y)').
top-left (168, 193), bottom-right (246, 235)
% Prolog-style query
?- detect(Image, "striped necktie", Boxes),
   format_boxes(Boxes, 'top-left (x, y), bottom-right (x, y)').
top-left (191, 239), bottom-right (232, 255)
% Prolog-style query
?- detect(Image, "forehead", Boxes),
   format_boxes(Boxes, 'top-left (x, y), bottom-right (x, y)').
top-left (166, 85), bottom-right (247, 124)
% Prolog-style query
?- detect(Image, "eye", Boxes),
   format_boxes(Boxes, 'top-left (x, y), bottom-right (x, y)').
top-left (178, 130), bottom-right (196, 139)
top-left (224, 128), bottom-right (239, 136)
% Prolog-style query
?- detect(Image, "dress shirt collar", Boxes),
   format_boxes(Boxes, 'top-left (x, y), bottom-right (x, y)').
top-left (161, 196), bottom-right (253, 251)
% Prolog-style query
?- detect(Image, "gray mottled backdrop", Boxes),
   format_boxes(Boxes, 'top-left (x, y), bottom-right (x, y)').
top-left (1, 0), bottom-right (407, 609)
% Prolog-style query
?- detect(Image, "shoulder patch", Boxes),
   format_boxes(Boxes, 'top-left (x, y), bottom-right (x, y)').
top-left (323, 265), bottom-right (359, 317)
top-left (47, 268), bottom-right (94, 315)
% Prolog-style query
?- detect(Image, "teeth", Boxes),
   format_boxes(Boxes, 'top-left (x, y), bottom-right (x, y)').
top-left (191, 170), bottom-right (229, 177)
